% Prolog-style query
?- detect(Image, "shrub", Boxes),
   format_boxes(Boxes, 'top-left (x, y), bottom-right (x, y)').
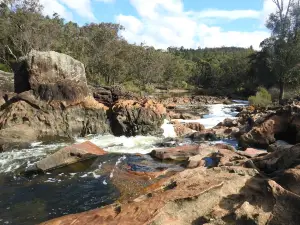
top-left (268, 87), bottom-right (280, 101)
top-left (123, 81), bottom-right (141, 93)
top-left (0, 63), bottom-right (11, 72)
top-left (248, 87), bottom-right (272, 108)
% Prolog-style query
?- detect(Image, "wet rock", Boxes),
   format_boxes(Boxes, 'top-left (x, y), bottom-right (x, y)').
top-left (41, 167), bottom-right (262, 225)
top-left (0, 125), bottom-right (37, 152)
top-left (29, 141), bottom-right (107, 172)
top-left (223, 99), bottom-right (232, 105)
top-left (110, 99), bottom-right (166, 136)
top-left (187, 130), bottom-right (217, 141)
top-left (151, 145), bottom-right (201, 161)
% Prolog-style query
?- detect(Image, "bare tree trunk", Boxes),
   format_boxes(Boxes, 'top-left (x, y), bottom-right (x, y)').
top-left (279, 78), bottom-right (285, 103)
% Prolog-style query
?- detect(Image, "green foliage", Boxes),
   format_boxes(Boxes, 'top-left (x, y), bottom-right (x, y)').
top-left (123, 81), bottom-right (141, 93)
top-left (248, 87), bottom-right (272, 107)
top-left (0, 63), bottom-right (11, 72)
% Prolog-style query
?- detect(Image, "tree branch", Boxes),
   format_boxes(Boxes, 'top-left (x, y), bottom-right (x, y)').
top-left (5, 45), bottom-right (17, 61)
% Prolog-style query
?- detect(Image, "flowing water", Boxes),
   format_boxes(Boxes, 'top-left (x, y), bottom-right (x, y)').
top-left (0, 101), bottom-right (246, 225)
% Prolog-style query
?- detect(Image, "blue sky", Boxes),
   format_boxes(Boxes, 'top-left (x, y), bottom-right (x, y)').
top-left (40, 0), bottom-right (279, 49)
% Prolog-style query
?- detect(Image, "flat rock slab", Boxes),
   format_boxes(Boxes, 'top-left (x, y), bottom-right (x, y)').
top-left (151, 145), bottom-right (201, 161)
top-left (35, 141), bottom-right (107, 172)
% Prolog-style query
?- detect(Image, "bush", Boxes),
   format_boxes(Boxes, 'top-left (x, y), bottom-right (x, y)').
top-left (268, 87), bottom-right (280, 101)
top-left (123, 81), bottom-right (141, 93)
top-left (248, 87), bottom-right (272, 108)
top-left (0, 63), bottom-right (11, 72)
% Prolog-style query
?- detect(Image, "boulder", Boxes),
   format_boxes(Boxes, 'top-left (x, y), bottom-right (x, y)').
top-left (267, 140), bottom-right (293, 152)
top-left (91, 86), bottom-right (113, 106)
top-left (239, 114), bottom-right (289, 149)
top-left (0, 125), bottom-right (37, 151)
top-left (186, 130), bottom-right (217, 141)
top-left (184, 122), bottom-right (205, 131)
top-left (150, 145), bottom-right (201, 161)
top-left (173, 123), bottom-right (194, 137)
top-left (252, 144), bottom-right (300, 174)
top-left (0, 91), bottom-right (109, 152)
top-left (14, 50), bottom-right (89, 103)
top-left (28, 141), bottom-right (107, 172)
top-left (180, 113), bottom-right (200, 120)
top-left (217, 118), bottom-right (238, 128)
top-left (110, 99), bottom-right (166, 136)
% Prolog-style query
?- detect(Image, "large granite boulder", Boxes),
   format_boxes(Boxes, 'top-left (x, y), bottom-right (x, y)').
top-left (27, 141), bottom-right (107, 172)
top-left (14, 50), bottom-right (89, 103)
top-left (0, 91), bottom-right (109, 151)
top-left (0, 50), bottom-right (110, 151)
top-left (110, 99), bottom-right (166, 136)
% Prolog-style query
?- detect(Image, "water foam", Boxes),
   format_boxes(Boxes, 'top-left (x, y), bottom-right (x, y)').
top-left (175, 102), bottom-right (247, 129)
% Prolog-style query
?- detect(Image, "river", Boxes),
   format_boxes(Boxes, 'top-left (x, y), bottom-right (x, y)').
top-left (0, 101), bottom-right (246, 225)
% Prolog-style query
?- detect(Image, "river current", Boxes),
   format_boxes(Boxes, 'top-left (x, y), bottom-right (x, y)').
top-left (0, 101), bottom-right (246, 225)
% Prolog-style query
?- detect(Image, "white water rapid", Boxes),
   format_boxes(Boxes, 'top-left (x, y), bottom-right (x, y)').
top-left (0, 101), bottom-right (247, 174)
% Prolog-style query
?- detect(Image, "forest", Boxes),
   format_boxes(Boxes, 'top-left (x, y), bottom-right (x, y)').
top-left (1, 0), bottom-right (300, 101)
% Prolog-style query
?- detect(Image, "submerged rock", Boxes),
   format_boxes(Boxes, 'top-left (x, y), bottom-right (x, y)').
top-left (28, 141), bottom-right (107, 172)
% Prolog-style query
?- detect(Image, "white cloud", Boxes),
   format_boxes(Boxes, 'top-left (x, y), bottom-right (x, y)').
top-left (40, 0), bottom-right (115, 21)
top-left (117, 0), bottom-right (272, 50)
top-left (190, 9), bottom-right (261, 20)
top-left (40, 0), bottom-right (73, 20)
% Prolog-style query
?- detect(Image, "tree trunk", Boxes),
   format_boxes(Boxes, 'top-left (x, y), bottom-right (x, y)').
top-left (279, 79), bottom-right (285, 103)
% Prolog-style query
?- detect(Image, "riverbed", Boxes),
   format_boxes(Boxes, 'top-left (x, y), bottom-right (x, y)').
top-left (0, 101), bottom-right (246, 225)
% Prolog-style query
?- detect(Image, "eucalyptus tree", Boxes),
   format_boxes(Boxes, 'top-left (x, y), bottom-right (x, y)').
top-left (261, 0), bottom-right (300, 101)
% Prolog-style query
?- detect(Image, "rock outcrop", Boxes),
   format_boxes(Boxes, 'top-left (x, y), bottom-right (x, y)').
top-left (110, 99), bottom-right (166, 136)
top-left (0, 51), bottom-right (110, 151)
top-left (41, 139), bottom-right (300, 225)
top-left (27, 141), bottom-right (107, 172)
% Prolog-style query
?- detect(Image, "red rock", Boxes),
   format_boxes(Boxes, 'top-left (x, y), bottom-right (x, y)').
top-left (33, 141), bottom-right (107, 172)
top-left (151, 145), bottom-right (201, 161)
top-left (237, 148), bottom-right (267, 158)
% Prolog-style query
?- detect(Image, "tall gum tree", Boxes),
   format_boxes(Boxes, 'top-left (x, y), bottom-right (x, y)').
top-left (261, 0), bottom-right (300, 102)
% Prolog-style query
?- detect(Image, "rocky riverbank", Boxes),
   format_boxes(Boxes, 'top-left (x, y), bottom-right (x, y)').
top-left (3, 50), bottom-right (300, 225)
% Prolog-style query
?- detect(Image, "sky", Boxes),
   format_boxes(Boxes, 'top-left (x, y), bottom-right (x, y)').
top-left (39, 0), bottom-right (281, 50)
